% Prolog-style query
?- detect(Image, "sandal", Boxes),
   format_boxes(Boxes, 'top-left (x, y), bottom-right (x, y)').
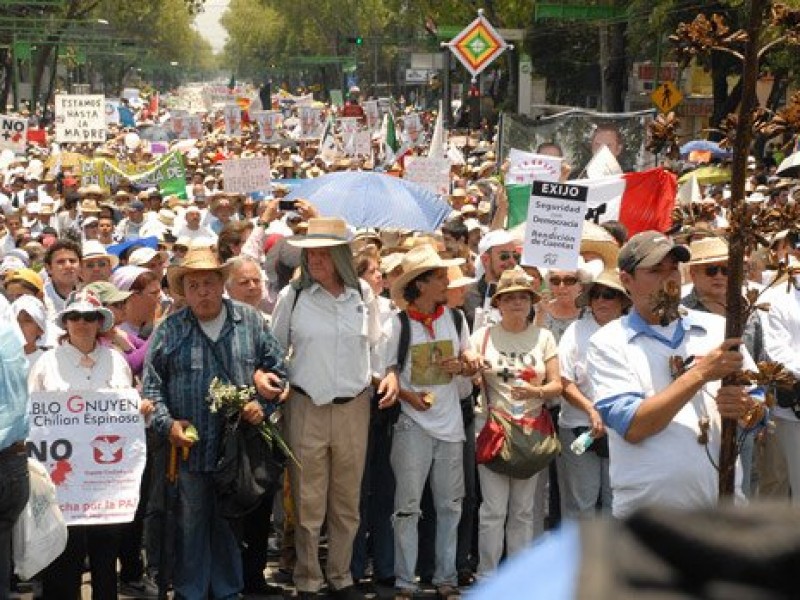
top-left (436, 585), bottom-right (461, 599)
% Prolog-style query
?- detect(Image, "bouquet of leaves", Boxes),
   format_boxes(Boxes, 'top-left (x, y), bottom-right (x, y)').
top-left (208, 377), bottom-right (298, 466)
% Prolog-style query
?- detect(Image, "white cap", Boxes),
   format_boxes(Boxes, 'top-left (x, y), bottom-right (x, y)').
top-left (477, 229), bottom-right (518, 256)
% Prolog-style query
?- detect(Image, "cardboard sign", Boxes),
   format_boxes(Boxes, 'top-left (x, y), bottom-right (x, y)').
top-left (27, 389), bottom-right (146, 525)
top-left (221, 156), bottom-right (271, 193)
top-left (507, 148), bottom-right (562, 184)
top-left (521, 181), bottom-right (588, 270)
top-left (404, 156), bottom-right (451, 196)
top-left (0, 115), bottom-right (29, 154)
top-left (55, 94), bottom-right (106, 143)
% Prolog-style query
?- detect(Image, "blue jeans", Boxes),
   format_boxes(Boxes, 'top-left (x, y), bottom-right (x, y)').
top-left (0, 451), bottom-right (29, 598)
top-left (390, 414), bottom-right (463, 591)
top-left (173, 466), bottom-right (242, 600)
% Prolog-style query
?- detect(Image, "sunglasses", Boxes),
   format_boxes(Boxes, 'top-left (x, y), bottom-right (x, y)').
top-left (589, 287), bottom-right (623, 301)
top-left (704, 265), bottom-right (729, 277)
top-left (63, 312), bottom-right (101, 323)
top-left (83, 260), bottom-right (109, 269)
top-left (497, 251), bottom-right (521, 262)
top-left (549, 276), bottom-right (579, 287)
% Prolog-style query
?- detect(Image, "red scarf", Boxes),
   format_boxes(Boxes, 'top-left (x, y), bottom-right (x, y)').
top-left (406, 305), bottom-right (445, 338)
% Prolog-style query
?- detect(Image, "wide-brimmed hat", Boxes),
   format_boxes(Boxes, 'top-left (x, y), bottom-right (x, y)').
top-left (576, 268), bottom-right (630, 308)
top-left (580, 221), bottom-right (620, 269)
top-left (157, 209), bottom-right (175, 227)
top-left (687, 236), bottom-right (729, 265)
top-left (166, 247), bottom-right (232, 296)
top-left (82, 184), bottom-right (107, 197)
top-left (83, 281), bottom-right (133, 305)
top-left (55, 290), bottom-right (114, 332)
top-left (447, 264), bottom-right (476, 289)
top-left (82, 240), bottom-right (119, 269)
top-left (80, 199), bottom-right (101, 214)
top-left (390, 244), bottom-right (464, 309)
top-left (491, 266), bottom-right (541, 307)
top-left (128, 247), bottom-right (168, 267)
top-left (288, 217), bottom-right (351, 248)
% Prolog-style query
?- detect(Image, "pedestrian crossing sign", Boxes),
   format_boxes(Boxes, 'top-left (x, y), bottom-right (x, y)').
top-left (651, 81), bottom-right (682, 113)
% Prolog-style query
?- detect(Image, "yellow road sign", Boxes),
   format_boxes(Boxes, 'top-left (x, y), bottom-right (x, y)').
top-left (651, 81), bottom-right (683, 113)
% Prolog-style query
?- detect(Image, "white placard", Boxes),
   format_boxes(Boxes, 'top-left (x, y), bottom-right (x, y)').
top-left (55, 94), bottom-right (106, 143)
top-left (221, 156), bottom-right (271, 193)
top-left (223, 104), bottom-right (241, 136)
top-left (299, 106), bottom-right (322, 138)
top-left (521, 181), bottom-right (588, 270)
top-left (26, 389), bottom-right (146, 525)
top-left (104, 100), bottom-right (120, 126)
top-left (185, 115), bottom-right (203, 139)
top-left (338, 117), bottom-right (360, 136)
top-left (0, 115), bottom-right (28, 153)
top-left (403, 156), bottom-right (451, 195)
top-left (170, 110), bottom-right (189, 139)
top-left (507, 148), bottom-right (562, 185)
top-left (363, 100), bottom-right (380, 131)
top-left (404, 112), bottom-right (422, 145)
top-left (252, 110), bottom-right (282, 142)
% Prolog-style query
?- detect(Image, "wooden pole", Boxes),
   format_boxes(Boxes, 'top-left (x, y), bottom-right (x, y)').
top-left (719, 0), bottom-right (765, 498)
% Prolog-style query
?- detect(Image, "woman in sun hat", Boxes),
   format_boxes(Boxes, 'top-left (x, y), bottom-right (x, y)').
top-left (557, 269), bottom-right (630, 521)
top-left (29, 289), bottom-right (134, 599)
top-left (271, 217), bottom-right (399, 599)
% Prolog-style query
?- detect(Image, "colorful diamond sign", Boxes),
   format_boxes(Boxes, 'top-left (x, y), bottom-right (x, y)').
top-left (447, 13), bottom-right (508, 78)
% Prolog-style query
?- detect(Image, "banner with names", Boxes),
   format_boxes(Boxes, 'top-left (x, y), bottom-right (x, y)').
top-left (221, 156), bottom-right (271, 194)
top-left (55, 94), bottom-right (106, 143)
top-left (521, 181), bottom-right (588, 270)
top-left (0, 115), bottom-right (29, 154)
top-left (223, 104), bottom-right (242, 136)
top-left (26, 389), bottom-right (146, 525)
top-left (403, 156), bottom-right (451, 196)
top-left (507, 148), bottom-right (562, 184)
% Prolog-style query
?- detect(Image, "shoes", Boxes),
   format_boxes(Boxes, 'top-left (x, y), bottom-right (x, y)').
top-left (329, 585), bottom-right (366, 600)
top-left (273, 568), bottom-right (294, 584)
top-left (457, 570), bottom-right (475, 587)
top-left (119, 574), bottom-right (160, 598)
top-left (435, 585), bottom-right (461, 600)
top-left (244, 579), bottom-right (284, 596)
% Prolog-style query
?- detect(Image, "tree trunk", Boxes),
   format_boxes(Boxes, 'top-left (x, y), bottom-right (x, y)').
top-left (606, 22), bottom-right (628, 112)
top-left (0, 49), bottom-right (10, 114)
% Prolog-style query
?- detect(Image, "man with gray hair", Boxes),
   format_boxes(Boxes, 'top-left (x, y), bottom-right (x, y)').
top-left (225, 255), bottom-right (267, 311)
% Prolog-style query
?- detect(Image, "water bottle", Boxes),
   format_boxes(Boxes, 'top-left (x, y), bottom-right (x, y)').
top-left (570, 431), bottom-right (594, 456)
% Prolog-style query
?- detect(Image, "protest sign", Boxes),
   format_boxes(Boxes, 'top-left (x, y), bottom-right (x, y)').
top-left (223, 104), bottom-right (242, 136)
top-left (185, 115), bottom-right (203, 139)
top-left (330, 89), bottom-right (344, 107)
top-left (104, 100), bottom-right (120, 126)
top-left (507, 148), bottom-right (562, 185)
top-left (55, 95), bottom-right (106, 143)
top-left (170, 110), bottom-right (188, 139)
top-left (338, 117), bottom-right (360, 136)
top-left (0, 115), bottom-right (28, 154)
top-left (27, 389), bottom-right (146, 525)
top-left (299, 106), bottom-right (323, 138)
top-left (221, 156), bottom-right (271, 194)
top-left (404, 156), bottom-right (451, 195)
top-left (404, 112), bottom-right (422, 145)
top-left (363, 100), bottom-right (380, 131)
top-left (521, 181), bottom-right (588, 271)
top-left (252, 110), bottom-right (282, 142)
top-left (80, 151), bottom-right (187, 197)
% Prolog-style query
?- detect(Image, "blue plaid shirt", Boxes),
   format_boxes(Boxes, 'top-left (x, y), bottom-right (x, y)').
top-left (143, 299), bottom-right (286, 472)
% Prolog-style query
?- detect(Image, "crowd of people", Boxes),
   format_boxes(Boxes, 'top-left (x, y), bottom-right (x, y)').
top-left (1, 89), bottom-right (799, 600)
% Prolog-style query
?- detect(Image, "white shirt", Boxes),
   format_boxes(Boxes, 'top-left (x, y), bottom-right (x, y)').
top-left (29, 342), bottom-right (132, 392)
top-left (558, 314), bottom-right (602, 429)
top-left (271, 280), bottom-right (382, 405)
top-left (762, 285), bottom-right (800, 422)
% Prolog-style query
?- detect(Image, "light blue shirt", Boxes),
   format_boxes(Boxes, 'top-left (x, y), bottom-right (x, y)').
top-left (0, 296), bottom-right (30, 450)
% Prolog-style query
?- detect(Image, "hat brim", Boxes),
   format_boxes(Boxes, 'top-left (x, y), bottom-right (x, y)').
top-left (687, 253), bottom-right (728, 266)
top-left (167, 263), bottom-right (232, 297)
top-left (390, 258), bottom-right (464, 310)
top-left (580, 239), bottom-right (620, 270)
top-left (636, 245), bottom-right (691, 270)
top-left (55, 306), bottom-right (115, 333)
top-left (288, 236), bottom-right (350, 249)
top-left (491, 285), bottom-right (541, 308)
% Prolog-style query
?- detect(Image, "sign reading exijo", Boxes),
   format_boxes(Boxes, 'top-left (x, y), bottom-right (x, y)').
top-left (26, 389), bottom-right (146, 525)
top-left (55, 95), bottom-right (107, 143)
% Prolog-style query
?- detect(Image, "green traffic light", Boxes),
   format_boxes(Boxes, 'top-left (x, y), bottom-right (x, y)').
top-left (355, 36), bottom-right (363, 45)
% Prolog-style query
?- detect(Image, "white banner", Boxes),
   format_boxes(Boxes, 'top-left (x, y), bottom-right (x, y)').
top-left (221, 156), bottom-right (271, 193)
top-left (521, 181), bottom-right (588, 271)
top-left (0, 115), bottom-right (29, 153)
top-left (104, 100), bottom-right (120, 126)
top-left (26, 389), bottom-right (146, 525)
top-left (403, 156), bottom-right (451, 196)
top-left (223, 104), bottom-right (242, 136)
top-left (55, 94), bottom-right (106, 143)
top-left (507, 148), bottom-right (562, 185)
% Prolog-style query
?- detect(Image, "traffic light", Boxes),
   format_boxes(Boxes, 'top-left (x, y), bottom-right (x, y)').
top-left (346, 36), bottom-right (364, 45)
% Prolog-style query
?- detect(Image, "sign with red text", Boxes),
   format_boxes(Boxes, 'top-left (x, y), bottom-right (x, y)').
top-left (26, 389), bottom-right (146, 525)
top-left (506, 148), bottom-right (562, 184)
top-left (55, 95), bottom-right (106, 143)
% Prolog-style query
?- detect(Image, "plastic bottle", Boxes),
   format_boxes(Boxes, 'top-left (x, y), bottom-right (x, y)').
top-left (570, 431), bottom-right (594, 456)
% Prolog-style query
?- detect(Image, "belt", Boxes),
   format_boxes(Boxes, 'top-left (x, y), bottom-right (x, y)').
top-left (292, 385), bottom-right (368, 405)
top-left (0, 441), bottom-right (26, 457)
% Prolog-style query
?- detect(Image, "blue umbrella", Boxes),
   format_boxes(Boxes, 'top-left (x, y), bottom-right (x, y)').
top-left (679, 140), bottom-right (732, 158)
top-left (286, 171), bottom-right (452, 232)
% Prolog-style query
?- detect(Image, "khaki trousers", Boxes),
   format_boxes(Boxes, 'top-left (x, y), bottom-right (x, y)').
top-left (286, 389), bottom-right (370, 592)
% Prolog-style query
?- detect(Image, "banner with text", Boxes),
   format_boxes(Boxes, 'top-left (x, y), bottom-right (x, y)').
top-left (221, 156), bottom-right (271, 194)
top-left (26, 389), bottom-right (146, 525)
top-left (80, 151), bottom-right (187, 197)
top-left (403, 156), bottom-right (451, 196)
top-left (0, 115), bottom-right (29, 154)
top-left (506, 148), bottom-right (562, 185)
top-left (55, 95), bottom-right (106, 143)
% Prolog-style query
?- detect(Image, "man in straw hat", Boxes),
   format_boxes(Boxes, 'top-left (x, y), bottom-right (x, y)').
top-left (587, 231), bottom-right (766, 518)
top-left (270, 217), bottom-right (398, 600)
top-left (142, 246), bottom-right (287, 599)
top-left (385, 244), bottom-right (482, 600)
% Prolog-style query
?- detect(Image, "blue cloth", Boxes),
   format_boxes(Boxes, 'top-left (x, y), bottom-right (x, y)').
top-left (119, 106), bottom-right (136, 128)
top-left (142, 299), bottom-right (286, 472)
top-left (0, 315), bottom-right (29, 451)
top-left (470, 520), bottom-right (580, 600)
top-left (595, 392), bottom-right (646, 438)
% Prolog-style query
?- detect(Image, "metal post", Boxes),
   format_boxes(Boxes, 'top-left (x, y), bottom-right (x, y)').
top-left (442, 45), bottom-right (451, 129)
top-left (12, 36), bottom-right (20, 112)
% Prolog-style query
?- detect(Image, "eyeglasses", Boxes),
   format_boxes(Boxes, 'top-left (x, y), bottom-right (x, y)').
top-left (63, 312), bottom-right (101, 323)
top-left (704, 265), bottom-right (729, 277)
top-left (497, 251), bottom-right (521, 262)
top-left (589, 287), bottom-right (623, 301)
top-left (83, 260), bottom-right (109, 269)
top-left (549, 276), bottom-right (579, 287)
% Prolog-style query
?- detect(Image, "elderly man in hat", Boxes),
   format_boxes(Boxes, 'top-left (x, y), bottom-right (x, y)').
top-left (270, 217), bottom-right (398, 600)
top-left (587, 231), bottom-right (766, 518)
top-left (142, 247), bottom-right (287, 599)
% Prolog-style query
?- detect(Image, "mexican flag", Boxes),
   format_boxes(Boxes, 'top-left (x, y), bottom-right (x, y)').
top-left (507, 167), bottom-right (677, 235)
